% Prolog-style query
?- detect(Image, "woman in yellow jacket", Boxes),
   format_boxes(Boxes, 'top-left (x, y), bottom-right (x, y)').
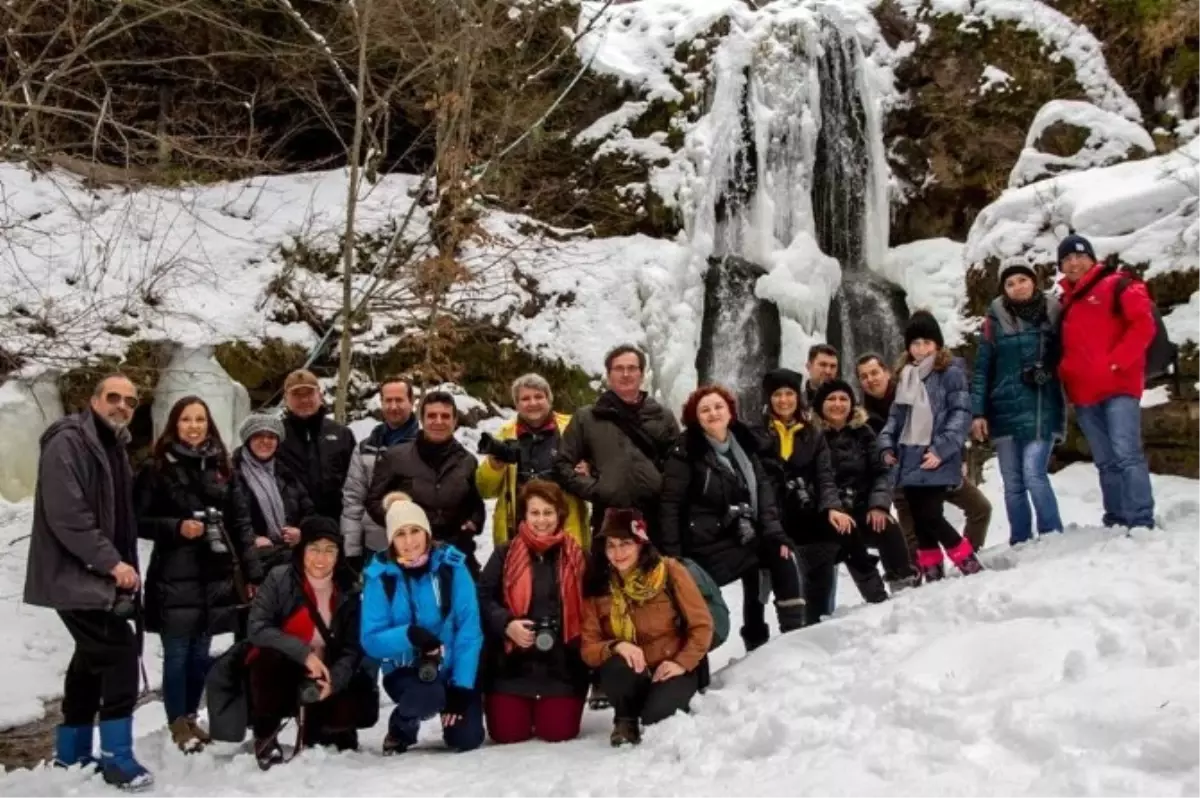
top-left (476, 375), bottom-right (590, 549)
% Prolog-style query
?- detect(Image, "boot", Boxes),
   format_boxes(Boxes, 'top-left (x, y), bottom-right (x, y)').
top-left (186, 716), bottom-right (211, 744)
top-left (920, 563), bottom-right (945, 583)
top-left (53, 725), bottom-right (97, 770)
top-left (98, 717), bottom-right (154, 791)
top-left (886, 575), bottom-right (920, 594)
top-left (846, 562), bottom-right (889, 604)
top-left (956, 553), bottom-right (985, 576)
top-left (587, 684), bottom-right (610, 711)
top-left (946, 537), bottom-right (984, 576)
top-left (610, 717), bottom-right (641, 747)
top-left (169, 716), bottom-right (205, 754)
top-left (774, 598), bottom-right (807, 634)
top-left (254, 737), bottom-right (285, 771)
top-left (740, 621), bottom-right (770, 652)
top-left (915, 549), bottom-right (945, 584)
top-left (382, 733), bottom-right (409, 756)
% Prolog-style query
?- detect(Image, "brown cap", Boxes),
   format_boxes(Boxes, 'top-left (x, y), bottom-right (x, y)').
top-left (283, 369), bottom-right (320, 393)
top-left (599, 507), bottom-right (650, 543)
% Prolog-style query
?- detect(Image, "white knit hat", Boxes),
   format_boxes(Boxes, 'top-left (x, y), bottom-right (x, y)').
top-left (383, 492), bottom-right (432, 541)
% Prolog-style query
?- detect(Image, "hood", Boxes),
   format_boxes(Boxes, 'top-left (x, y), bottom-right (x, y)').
top-left (364, 540), bottom-right (465, 579)
top-left (40, 411), bottom-right (90, 449)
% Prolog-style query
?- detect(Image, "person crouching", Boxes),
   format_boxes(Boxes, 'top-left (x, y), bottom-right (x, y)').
top-left (245, 517), bottom-right (374, 769)
top-left (479, 480), bottom-right (589, 744)
top-left (360, 493), bottom-right (484, 755)
top-left (581, 508), bottom-right (713, 747)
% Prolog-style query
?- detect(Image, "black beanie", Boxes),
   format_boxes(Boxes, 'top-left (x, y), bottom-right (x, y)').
top-left (998, 257), bottom-right (1037, 288)
top-left (761, 368), bottom-right (805, 402)
top-left (1057, 234), bottom-right (1096, 270)
top-left (299, 516), bottom-right (342, 549)
top-left (813, 379), bottom-right (856, 420)
top-left (904, 310), bottom-right (944, 350)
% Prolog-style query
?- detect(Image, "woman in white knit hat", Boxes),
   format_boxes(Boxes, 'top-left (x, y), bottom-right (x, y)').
top-left (359, 492), bottom-right (484, 756)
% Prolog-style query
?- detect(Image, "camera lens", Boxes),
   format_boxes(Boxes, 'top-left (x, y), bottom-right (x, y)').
top-left (298, 679), bottom-right (322, 705)
top-left (417, 658), bottom-right (440, 683)
top-left (534, 630), bottom-right (555, 652)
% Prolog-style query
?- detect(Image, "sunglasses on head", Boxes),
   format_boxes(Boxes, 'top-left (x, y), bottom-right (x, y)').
top-left (105, 392), bottom-right (138, 410)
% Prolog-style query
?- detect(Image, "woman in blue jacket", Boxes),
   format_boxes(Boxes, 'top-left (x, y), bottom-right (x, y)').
top-left (879, 311), bottom-right (984, 582)
top-left (360, 492), bottom-right (484, 755)
top-left (970, 259), bottom-right (1065, 546)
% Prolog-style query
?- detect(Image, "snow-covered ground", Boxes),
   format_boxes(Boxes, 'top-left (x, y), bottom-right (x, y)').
top-left (0, 462), bottom-right (1196, 795)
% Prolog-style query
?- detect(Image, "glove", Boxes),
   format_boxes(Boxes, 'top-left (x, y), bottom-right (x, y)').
top-left (407, 625), bottom-right (442, 654)
top-left (443, 685), bottom-right (473, 717)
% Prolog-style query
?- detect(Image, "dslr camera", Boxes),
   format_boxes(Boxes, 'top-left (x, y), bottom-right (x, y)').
top-left (1021, 362), bottom-right (1054, 388)
top-left (838, 486), bottom-right (857, 511)
top-left (417, 649), bottom-right (442, 683)
top-left (532, 617), bottom-right (559, 653)
top-left (786, 477), bottom-right (814, 510)
top-left (193, 507), bottom-right (227, 554)
top-left (723, 502), bottom-right (756, 546)
top-left (297, 678), bottom-right (323, 706)
top-left (477, 432), bottom-right (521, 465)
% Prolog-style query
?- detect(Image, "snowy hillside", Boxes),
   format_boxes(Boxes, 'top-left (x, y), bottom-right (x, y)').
top-left (0, 463), bottom-right (1196, 795)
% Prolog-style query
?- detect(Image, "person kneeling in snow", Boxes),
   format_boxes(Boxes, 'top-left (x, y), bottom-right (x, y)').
top-left (581, 509), bottom-right (713, 747)
top-left (243, 518), bottom-right (376, 769)
top-left (479, 480), bottom-right (590, 744)
top-left (360, 493), bottom-right (484, 755)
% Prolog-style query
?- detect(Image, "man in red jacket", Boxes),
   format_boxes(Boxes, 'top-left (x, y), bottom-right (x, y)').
top-left (1057, 234), bottom-right (1157, 530)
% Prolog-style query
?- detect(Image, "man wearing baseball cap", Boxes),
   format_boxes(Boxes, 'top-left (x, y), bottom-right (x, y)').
top-left (275, 369), bottom-right (357, 523)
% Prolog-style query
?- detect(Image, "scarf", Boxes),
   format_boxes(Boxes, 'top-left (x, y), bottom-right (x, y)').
top-left (608, 559), bottom-right (668, 644)
top-left (396, 550), bottom-right (430, 570)
top-left (240, 451), bottom-right (287, 541)
top-left (770, 417), bottom-right (803, 461)
top-left (706, 432), bottom-right (759, 514)
top-left (1004, 291), bottom-right (1049, 325)
top-left (896, 354), bottom-right (937, 447)
top-left (502, 522), bottom-right (586, 652)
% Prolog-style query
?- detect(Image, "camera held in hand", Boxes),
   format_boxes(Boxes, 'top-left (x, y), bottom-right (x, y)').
top-left (532, 617), bottom-right (559, 653)
top-left (111, 590), bottom-right (137, 620)
top-left (193, 506), bottom-right (228, 554)
top-left (838, 486), bottom-right (857, 511)
top-left (1021, 362), bottom-right (1054, 388)
top-left (786, 477), bottom-right (814, 510)
top-left (723, 502), bottom-right (756, 546)
top-left (416, 650), bottom-right (442, 683)
top-left (297, 678), bottom-right (323, 706)
top-left (477, 432), bottom-right (521, 465)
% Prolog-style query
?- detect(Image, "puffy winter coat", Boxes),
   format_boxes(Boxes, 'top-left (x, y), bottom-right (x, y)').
top-left (754, 415), bottom-right (842, 547)
top-left (1058, 263), bottom-right (1157, 406)
top-left (135, 441), bottom-right (251, 637)
top-left (478, 543), bottom-right (589, 698)
top-left (658, 422), bottom-right (789, 586)
top-left (364, 439), bottom-right (486, 559)
top-left (818, 408), bottom-right (892, 515)
top-left (971, 295), bottom-right (1067, 442)
top-left (553, 391), bottom-right (680, 536)
top-left (360, 544), bottom-right (483, 689)
top-left (230, 447), bottom-right (314, 584)
top-left (476, 413), bottom-right (589, 548)
top-left (340, 419), bottom-right (419, 557)
top-left (275, 409), bottom-right (356, 522)
top-left (878, 354), bottom-right (972, 489)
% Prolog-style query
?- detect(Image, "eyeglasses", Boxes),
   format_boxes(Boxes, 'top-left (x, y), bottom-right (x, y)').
top-left (609, 366), bottom-right (641, 375)
top-left (307, 545), bottom-right (339, 558)
top-left (104, 392), bottom-right (138, 410)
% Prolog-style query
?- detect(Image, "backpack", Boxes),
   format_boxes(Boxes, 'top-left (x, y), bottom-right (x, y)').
top-left (665, 558), bottom-right (730, 650)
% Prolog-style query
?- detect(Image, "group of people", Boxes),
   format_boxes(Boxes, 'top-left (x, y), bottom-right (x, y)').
top-left (22, 233), bottom-right (1161, 790)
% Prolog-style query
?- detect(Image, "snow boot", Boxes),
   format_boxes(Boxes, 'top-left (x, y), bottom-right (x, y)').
top-left (846, 562), bottom-right (889, 604)
top-left (886, 574), bottom-right (920, 595)
top-left (186, 715), bottom-right (211, 744)
top-left (169, 716), bottom-right (205, 754)
top-left (915, 548), bottom-right (945, 584)
top-left (98, 717), bottom-right (154, 791)
top-left (920, 563), bottom-right (945, 583)
top-left (53, 725), bottom-right (97, 771)
top-left (382, 734), bottom-right (409, 756)
top-left (775, 598), bottom-right (807, 634)
top-left (741, 620), bottom-right (770, 652)
top-left (587, 684), bottom-right (610, 711)
top-left (610, 718), bottom-right (641, 748)
top-left (947, 538), bottom-right (984, 576)
top-left (956, 554), bottom-right (985, 576)
top-left (254, 738), bottom-right (285, 771)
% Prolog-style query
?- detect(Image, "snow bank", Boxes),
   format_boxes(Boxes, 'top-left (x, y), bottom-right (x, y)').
top-left (1164, 291), bottom-right (1200, 346)
top-left (0, 374), bottom-right (63, 502)
top-left (967, 140), bottom-right (1200, 278)
top-left (883, 238), bottom-right (970, 347)
top-left (1009, 100), bottom-right (1155, 188)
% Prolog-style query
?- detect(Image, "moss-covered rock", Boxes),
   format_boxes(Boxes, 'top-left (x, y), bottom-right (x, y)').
top-left (1056, 399), bottom-right (1199, 478)
top-left (214, 339), bottom-right (311, 405)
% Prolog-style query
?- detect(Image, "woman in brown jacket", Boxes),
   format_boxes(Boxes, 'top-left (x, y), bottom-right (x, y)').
top-left (581, 508), bottom-right (713, 747)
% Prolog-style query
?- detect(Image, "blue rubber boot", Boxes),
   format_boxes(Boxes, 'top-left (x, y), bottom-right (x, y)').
top-left (53, 725), bottom-right (98, 770)
top-left (97, 718), bottom-right (154, 791)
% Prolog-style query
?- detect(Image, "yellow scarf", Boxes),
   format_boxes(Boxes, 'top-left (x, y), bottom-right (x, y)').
top-left (608, 560), bottom-right (668, 643)
top-left (771, 417), bottom-right (804, 460)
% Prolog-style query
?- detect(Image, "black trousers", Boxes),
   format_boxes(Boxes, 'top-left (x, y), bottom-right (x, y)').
top-left (58, 610), bottom-right (141, 725)
top-left (903, 486), bottom-right (964, 551)
top-left (738, 542), bottom-right (808, 646)
top-left (248, 649), bottom-right (376, 747)
top-left (596, 656), bottom-right (698, 726)
top-left (854, 514), bottom-right (916, 582)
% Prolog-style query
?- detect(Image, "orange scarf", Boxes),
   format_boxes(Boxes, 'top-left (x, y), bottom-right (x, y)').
top-left (503, 521), bottom-right (585, 651)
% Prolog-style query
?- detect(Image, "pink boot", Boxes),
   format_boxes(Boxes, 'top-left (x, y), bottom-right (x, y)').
top-left (916, 548), bottom-right (945, 583)
top-left (947, 538), bottom-right (984, 575)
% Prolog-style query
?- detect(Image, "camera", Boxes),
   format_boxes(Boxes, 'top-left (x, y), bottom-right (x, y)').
top-left (532, 617), bottom-right (559, 653)
top-left (1021, 362), bottom-right (1054, 387)
top-left (786, 477), bottom-right (814, 510)
top-left (111, 590), bottom-right (137, 620)
top-left (477, 432), bottom-right (521, 465)
top-left (297, 678), bottom-right (323, 705)
top-left (416, 650), bottom-right (442, 683)
top-left (193, 507), bottom-right (227, 554)
top-left (838, 486), bottom-right (857, 510)
top-left (723, 503), bottom-right (756, 546)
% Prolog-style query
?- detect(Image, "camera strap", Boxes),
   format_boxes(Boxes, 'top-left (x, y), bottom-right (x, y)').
top-left (297, 581), bottom-right (338, 649)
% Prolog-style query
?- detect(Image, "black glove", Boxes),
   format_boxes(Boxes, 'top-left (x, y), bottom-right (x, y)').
top-left (407, 625), bottom-right (442, 654)
top-left (443, 685), bottom-right (473, 717)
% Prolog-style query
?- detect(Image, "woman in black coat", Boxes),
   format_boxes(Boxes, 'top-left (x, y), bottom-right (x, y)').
top-left (135, 395), bottom-right (252, 753)
top-left (660, 385), bottom-right (807, 651)
top-left (815, 380), bottom-right (917, 599)
top-left (754, 369), bottom-right (855, 627)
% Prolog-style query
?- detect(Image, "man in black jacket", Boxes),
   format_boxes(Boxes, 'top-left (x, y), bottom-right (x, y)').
top-left (275, 369), bottom-right (356, 522)
top-left (23, 374), bottom-right (152, 790)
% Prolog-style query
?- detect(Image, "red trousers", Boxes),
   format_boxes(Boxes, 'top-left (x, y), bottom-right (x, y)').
top-left (484, 693), bottom-right (585, 744)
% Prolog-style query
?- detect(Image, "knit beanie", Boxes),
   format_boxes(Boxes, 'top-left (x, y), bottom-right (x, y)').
top-left (1056, 234), bottom-right (1096, 270)
top-left (383, 492), bottom-right (432, 541)
top-left (904, 310), bottom-right (945, 350)
top-left (299, 516), bottom-right (342, 549)
top-left (813, 379), bottom-right (857, 420)
top-left (761, 368), bottom-right (806, 402)
top-left (238, 412), bottom-right (286, 445)
top-left (998, 256), bottom-right (1038, 288)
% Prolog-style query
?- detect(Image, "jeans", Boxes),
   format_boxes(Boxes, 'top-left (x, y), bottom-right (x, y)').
top-left (161, 635), bottom-right (211, 723)
top-left (382, 669), bottom-right (484, 752)
top-left (58, 610), bottom-right (141, 725)
top-left (994, 438), bottom-right (1064, 544)
top-left (1074, 395), bottom-right (1155, 528)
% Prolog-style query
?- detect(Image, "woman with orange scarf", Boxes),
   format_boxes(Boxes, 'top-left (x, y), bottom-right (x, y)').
top-left (478, 480), bottom-right (589, 744)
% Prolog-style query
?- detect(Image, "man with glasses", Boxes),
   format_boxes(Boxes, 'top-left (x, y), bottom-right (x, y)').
top-left (24, 374), bottom-right (153, 789)
top-left (276, 369), bottom-right (356, 523)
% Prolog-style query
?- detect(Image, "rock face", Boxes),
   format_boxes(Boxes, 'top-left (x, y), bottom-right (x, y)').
top-left (0, 374), bottom-right (64, 501)
top-left (1058, 400), bottom-right (1199, 479)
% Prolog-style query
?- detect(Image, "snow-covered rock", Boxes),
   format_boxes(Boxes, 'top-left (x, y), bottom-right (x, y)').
top-left (1009, 100), bottom-right (1155, 189)
top-left (151, 347), bottom-right (251, 449)
top-left (1164, 291), bottom-right (1200, 346)
top-left (883, 238), bottom-right (970, 348)
top-left (0, 374), bottom-right (64, 502)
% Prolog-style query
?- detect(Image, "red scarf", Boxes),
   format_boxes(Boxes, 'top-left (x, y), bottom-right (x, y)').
top-left (502, 521), bottom-right (585, 651)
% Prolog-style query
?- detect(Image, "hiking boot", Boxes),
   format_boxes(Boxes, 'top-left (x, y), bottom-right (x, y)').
top-left (741, 621), bottom-right (771, 651)
top-left (98, 718), bottom-right (154, 791)
top-left (254, 738), bottom-right (285, 771)
top-left (886, 575), bottom-right (920, 595)
top-left (587, 685), bottom-right (610, 711)
top-left (610, 718), bottom-right (641, 747)
top-left (169, 717), bottom-right (205, 754)
top-left (920, 563), bottom-right (945, 583)
top-left (382, 734), bottom-right (409, 756)
top-left (186, 716), bottom-right (211, 744)
top-left (956, 553), bottom-right (985, 576)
